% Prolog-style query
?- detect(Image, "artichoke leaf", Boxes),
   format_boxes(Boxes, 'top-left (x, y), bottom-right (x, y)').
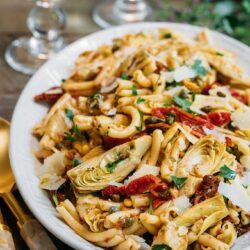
top-left (175, 135), bottom-right (236, 178)
top-left (67, 135), bottom-right (151, 193)
top-left (173, 194), bottom-right (228, 227)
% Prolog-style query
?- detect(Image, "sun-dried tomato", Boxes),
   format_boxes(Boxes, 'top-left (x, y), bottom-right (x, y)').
top-left (225, 136), bottom-right (233, 147)
top-left (102, 131), bottom-right (147, 149)
top-left (202, 83), bottom-right (222, 95)
top-left (207, 111), bottom-right (231, 126)
top-left (236, 223), bottom-right (250, 236)
top-left (34, 86), bottom-right (64, 103)
top-left (191, 175), bottom-right (220, 205)
top-left (153, 199), bottom-right (166, 209)
top-left (102, 175), bottom-right (168, 199)
top-left (230, 89), bottom-right (248, 104)
top-left (152, 107), bottom-right (214, 137)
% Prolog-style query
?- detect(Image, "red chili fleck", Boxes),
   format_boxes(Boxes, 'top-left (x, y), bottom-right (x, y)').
top-left (207, 111), bottom-right (231, 126)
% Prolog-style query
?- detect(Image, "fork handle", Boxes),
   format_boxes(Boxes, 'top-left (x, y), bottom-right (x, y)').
top-left (0, 225), bottom-right (15, 250)
top-left (20, 219), bottom-right (57, 250)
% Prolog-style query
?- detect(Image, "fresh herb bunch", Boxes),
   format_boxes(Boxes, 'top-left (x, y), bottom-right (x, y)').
top-left (154, 0), bottom-right (250, 45)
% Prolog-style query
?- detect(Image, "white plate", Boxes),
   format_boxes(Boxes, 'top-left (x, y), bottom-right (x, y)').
top-left (9, 22), bottom-right (250, 250)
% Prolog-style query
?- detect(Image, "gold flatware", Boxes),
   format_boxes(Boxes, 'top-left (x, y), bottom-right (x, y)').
top-left (0, 208), bottom-right (15, 250)
top-left (0, 118), bottom-right (57, 250)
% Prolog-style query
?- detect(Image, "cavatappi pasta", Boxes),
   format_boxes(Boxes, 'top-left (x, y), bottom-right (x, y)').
top-left (33, 28), bottom-right (250, 250)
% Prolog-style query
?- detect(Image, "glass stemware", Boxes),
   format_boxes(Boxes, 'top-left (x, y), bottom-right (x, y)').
top-left (5, 0), bottom-right (66, 75)
top-left (93, 0), bottom-right (152, 28)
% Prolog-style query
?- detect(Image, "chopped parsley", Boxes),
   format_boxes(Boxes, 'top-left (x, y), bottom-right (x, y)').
top-left (72, 158), bottom-right (82, 167)
top-left (219, 165), bottom-right (237, 180)
top-left (168, 67), bottom-right (174, 72)
top-left (135, 126), bottom-right (143, 132)
top-left (164, 33), bottom-right (172, 39)
top-left (173, 94), bottom-right (192, 112)
top-left (136, 97), bottom-right (146, 104)
top-left (152, 244), bottom-right (172, 250)
top-left (121, 72), bottom-right (129, 80)
top-left (63, 124), bottom-right (85, 142)
top-left (132, 84), bottom-right (138, 96)
top-left (191, 59), bottom-right (208, 77)
top-left (216, 52), bottom-right (224, 56)
top-left (106, 158), bottom-right (124, 173)
top-left (65, 108), bottom-right (74, 120)
top-left (228, 121), bottom-right (235, 131)
top-left (171, 176), bottom-right (187, 189)
top-left (63, 132), bottom-right (75, 142)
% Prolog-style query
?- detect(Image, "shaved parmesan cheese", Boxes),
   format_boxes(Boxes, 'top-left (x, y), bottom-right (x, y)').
top-left (209, 86), bottom-right (231, 100)
top-left (106, 108), bottom-right (117, 116)
top-left (108, 181), bottom-right (123, 187)
top-left (218, 182), bottom-right (250, 212)
top-left (39, 174), bottom-right (66, 190)
top-left (173, 195), bottom-right (191, 214)
top-left (100, 80), bottom-right (118, 93)
top-left (126, 235), bottom-right (150, 250)
top-left (240, 156), bottom-right (250, 170)
top-left (39, 152), bottom-right (65, 176)
top-left (203, 127), bottom-right (226, 142)
top-left (190, 94), bottom-right (233, 114)
top-left (231, 110), bottom-right (250, 130)
top-left (165, 86), bottom-right (190, 96)
top-left (240, 172), bottom-right (250, 186)
top-left (174, 66), bottom-right (196, 82)
top-left (124, 164), bottom-right (160, 185)
top-left (162, 66), bottom-right (196, 83)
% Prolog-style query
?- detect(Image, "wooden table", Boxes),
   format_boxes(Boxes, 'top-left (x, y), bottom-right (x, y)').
top-left (0, 0), bottom-right (98, 249)
top-left (0, 0), bottom-right (160, 249)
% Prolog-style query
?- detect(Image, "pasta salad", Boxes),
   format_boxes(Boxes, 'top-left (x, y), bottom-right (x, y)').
top-left (33, 28), bottom-right (250, 250)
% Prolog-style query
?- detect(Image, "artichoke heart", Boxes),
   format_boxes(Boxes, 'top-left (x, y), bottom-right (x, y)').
top-left (176, 135), bottom-right (236, 178)
top-left (67, 135), bottom-right (152, 193)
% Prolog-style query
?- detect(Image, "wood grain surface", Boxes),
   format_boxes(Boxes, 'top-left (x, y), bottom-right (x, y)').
top-left (0, 1), bottom-right (99, 249)
top-left (0, 0), bottom-right (159, 249)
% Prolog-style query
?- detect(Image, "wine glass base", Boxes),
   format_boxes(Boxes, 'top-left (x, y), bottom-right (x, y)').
top-left (93, 0), bottom-right (152, 29)
top-left (5, 36), bottom-right (64, 75)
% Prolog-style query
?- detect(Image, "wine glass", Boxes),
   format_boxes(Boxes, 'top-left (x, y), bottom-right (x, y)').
top-left (5, 0), bottom-right (66, 75)
top-left (93, 0), bottom-right (152, 28)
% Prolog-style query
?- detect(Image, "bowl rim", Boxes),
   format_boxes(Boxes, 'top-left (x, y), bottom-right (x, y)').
top-left (9, 22), bottom-right (250, 250)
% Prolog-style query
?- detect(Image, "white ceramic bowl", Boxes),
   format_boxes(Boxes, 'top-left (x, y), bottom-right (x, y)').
top-left (9, 22), bottom-right (250, 250)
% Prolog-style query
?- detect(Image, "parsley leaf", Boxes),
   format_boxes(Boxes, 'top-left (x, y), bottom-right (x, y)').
top-left (152, 244), bottom-right (172, 250)
top-left (136, 97), bottom-right (145, 104)
top-left (72, 124), bottom-right (85, 140)
top-left (132, 84), bottom-right (138, 96)
top-left (171, 176), bottom-right (187, 189)
top-left (72, 158), bottom-right (82, 167)
top-left (219, 165), bottom-right (237, 180)
top-left (191, 59), bottom-right (208, 76)
top-left (121, 72), bottom-right (129, 80)
top-left (106, 158), bottom-right (124, 173)
top-left (63, 132), bottom-right (75, 142)
top-left (165, 81), bottom-right (181, 88)
top-left (216, 52), bottom-right (224, 56)
top-left (65, 109), bottom-right (74, 120)
top-left (135, 126), bottom-right (143, 132)
top-left (173, 94), bottom-right (192, 112)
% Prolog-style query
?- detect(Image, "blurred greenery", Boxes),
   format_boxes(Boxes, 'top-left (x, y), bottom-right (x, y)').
top-left (153, 0), bottom-right (250, 45)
